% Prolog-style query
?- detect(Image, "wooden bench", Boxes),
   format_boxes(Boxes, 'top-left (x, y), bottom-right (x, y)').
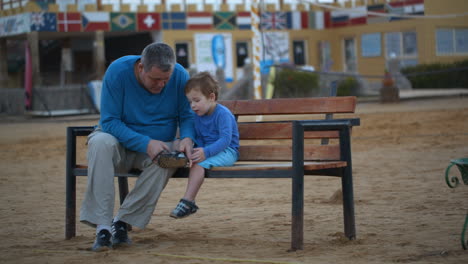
top-left (66, 96), bottom-right (360, 251)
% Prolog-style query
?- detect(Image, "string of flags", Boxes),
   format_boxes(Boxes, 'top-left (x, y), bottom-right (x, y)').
top-left (1, 0), bottom-right (425, 36)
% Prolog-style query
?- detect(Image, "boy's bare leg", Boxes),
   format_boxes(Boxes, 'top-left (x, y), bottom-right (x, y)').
top-left (183, 164), bottom-right (205, 201)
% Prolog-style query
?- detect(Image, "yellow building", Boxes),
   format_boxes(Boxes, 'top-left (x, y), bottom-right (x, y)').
top-left (1, 0), bottom-right (467, 92)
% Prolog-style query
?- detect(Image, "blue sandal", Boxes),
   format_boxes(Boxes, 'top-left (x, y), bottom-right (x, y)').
top-left (170, 199), bottom-right (199, 219)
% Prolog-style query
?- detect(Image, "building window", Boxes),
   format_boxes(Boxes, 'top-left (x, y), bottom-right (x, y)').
top-left (436, 28), bottom-right (468, 55)
top-left (385, 31), bottom-right (418, 67)
top-left (293, 40), bottom-right (306, 66)
top-left (175, 42), bottom-right (190, 69)
top-left (236, 42), bottom-right (249, 68)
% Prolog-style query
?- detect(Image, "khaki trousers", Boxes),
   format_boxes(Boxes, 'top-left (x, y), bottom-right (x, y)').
top-left (80, 129), bottom-right (176, 229)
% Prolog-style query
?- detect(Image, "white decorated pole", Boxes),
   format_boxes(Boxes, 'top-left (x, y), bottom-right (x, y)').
top-left (251, 0), bottom-right (262, 99)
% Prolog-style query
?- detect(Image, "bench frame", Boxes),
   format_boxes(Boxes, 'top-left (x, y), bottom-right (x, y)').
top-left (65, 97), bottom-right (360, 251)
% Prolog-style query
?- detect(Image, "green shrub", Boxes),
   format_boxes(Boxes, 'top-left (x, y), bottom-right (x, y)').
top-left (401, 59), bottom-right (468, 89)
top-left (336, 77), bottom-right (358, 96)
top-left (273, 68), bottom-right (319, 98)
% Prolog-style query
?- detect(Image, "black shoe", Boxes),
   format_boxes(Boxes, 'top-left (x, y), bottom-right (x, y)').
top-left (170, 199), bottom-right (199, 219)
top-left (91, 229), bottom-right (112, 252)
top-left (111, 220), bottom-right (132, 247)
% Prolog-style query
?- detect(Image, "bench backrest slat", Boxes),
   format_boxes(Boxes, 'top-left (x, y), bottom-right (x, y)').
top-left (238, 122), bottom-right (339, 139)
top-left (238, 145), bottom-right (340, 161)
top-left (220, 96), bottom-right (356, 115)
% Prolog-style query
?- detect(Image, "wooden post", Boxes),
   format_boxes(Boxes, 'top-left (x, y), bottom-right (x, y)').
top-left (0, 38), bottom-right (8, 88)
top-left (251, 0), bottom-right (262, 99)
top-left (93, 30), bottom-right (106, 79)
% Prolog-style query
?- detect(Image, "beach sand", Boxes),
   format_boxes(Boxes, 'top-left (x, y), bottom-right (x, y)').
top-left (0, 96), bottom-right (467, 264)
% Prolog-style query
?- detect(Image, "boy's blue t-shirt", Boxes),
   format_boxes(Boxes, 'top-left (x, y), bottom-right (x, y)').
top-left (194, 104), bottom-right (239, 159)
top-left (99, 55), bottom-right (195, 153)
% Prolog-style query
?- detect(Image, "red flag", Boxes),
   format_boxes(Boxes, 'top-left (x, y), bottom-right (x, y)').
top-left (137, 13), bottom-right (161, 31)
top-left (24, 42), bottom-right (32, 110)
top-left (58, 12), bottom-right (82, 32)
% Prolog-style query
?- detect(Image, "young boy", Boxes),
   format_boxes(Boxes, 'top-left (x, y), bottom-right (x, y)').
top-left (170, 72), bottom-right (240, 218)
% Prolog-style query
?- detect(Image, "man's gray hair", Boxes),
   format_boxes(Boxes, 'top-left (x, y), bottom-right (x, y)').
top-left (141, 42), bottom-right (176, 72)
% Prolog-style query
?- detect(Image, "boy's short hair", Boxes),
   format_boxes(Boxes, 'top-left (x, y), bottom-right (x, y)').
top-left (184, 71), bottom-right (219, 100)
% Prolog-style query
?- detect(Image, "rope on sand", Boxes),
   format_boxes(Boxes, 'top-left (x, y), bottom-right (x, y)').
top-left (32, 249), bottom-right (298, 264)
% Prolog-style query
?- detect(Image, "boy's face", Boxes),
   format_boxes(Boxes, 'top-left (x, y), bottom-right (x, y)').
top-left (136, 62), bottom-right (172, 94)
top-left (186, 89), bottom-right (216, 116)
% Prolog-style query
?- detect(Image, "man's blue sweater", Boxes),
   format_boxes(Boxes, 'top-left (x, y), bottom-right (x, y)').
top-left (99, 55), bottom-right (195, 153)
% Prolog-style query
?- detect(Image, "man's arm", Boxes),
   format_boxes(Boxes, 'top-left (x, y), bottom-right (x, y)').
top-left (99, 67), bottom-right (151, 153)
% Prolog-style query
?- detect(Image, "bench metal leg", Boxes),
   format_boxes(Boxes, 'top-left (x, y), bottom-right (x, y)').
top-left (462, 212), bottom-right (468, 250)
top-left (65, 127), bottom-right (76, 239)
top-left (291, 122), bottom-right (304, 251)
top-left (340, 128), bottom-right (356, 240)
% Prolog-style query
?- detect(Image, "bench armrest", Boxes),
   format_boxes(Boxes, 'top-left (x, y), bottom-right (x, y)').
top-left (292, 118), bottom-right (360, 168)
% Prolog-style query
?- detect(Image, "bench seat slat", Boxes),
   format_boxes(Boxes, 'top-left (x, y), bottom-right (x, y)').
top-left (211, 161), bottom-right (347, 171)
top-left (74, 161), bottom-right (346, 177)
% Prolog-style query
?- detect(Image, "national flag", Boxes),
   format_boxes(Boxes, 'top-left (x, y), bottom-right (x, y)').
top-left (57, 12), bottom-right (81, 32)
top-left (385, 2), bottom-right (405, 21)
top-left (330, 10), bottom-right (349, 28)
top-left (367, 4), bottom-right (388, 24)
top-left (324, 11), bottom-right (331, 28)
top-left (330, 7), bottom-right (366, 28)
top-left (137, 13), bottom-right (160, 31)
top-left (236, 12), bottom-right (251, 30)
top-left (404, 0), bottom-right (424, 15)
top-left (82, 12), bottom-right (110, 32)
top-left (187, 12), bottom-right (213, 30)
top-left (348, 6), bottom-right (367, 26)
top-left (162, 12), bottom-right (186, 30)
top-left (213, 12), bottom-right (235, 30)
top-left (290, 11), bottom-right (308, 29)
top-left (308, 11), bottom-right (324, 30)
top-left (260, 12), bottom-right (290, 30)
top-left (30, 12), bottom-right (56, 31)
top-left (111, 12), bottom-right (136, 31)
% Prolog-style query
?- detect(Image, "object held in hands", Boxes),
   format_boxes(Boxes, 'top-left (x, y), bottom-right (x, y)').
top-left (154, 151), bottom-right (190, 168)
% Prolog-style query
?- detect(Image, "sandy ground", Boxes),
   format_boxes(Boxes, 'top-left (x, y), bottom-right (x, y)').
top-left (0, 97), bottom-right (467, 264)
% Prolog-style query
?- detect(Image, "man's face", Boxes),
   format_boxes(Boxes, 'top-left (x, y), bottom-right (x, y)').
top-left (137, 63), bottom-right (172, 94)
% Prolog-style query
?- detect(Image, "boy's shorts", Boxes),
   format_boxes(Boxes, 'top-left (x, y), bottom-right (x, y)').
top-left (197, 147), bottom-right (238, 169)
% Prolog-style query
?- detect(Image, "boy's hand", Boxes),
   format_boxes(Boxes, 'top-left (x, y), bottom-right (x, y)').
top-left (192, 148), bottom-right (206, 163)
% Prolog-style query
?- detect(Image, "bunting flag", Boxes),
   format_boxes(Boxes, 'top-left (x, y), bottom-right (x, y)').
top-left (82, 12), bottom-right (110, 31)
top-left (236, 11), bottom-right (251, 30)
top-left (214, 12), bottom-right (236, 30)
top-left (308, 11), bottom-right (324, 30)
top-left (367, 4), bottom-right (389, 24)
top-left (329, 7), bottom-right (366, 28)
top-left (162, 12), bottom-right (186, 30)
top-left (111, 12), bottom-right (136, 31)
top-left (187, 12), bottom-right (213, 30)
top-left (57, 12), bottom-right (81, 32)
top-left (260, 12), bottom-right (290, 30)
top-left (137, 13), bottom-right (160, 31)
top-left (290, 11), bottom-right (308, 30)
top-left (30, 12), bottom-right (56, 31)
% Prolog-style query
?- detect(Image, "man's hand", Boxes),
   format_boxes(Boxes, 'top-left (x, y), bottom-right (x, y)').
top-left (191, 148), bottom-right (206, 163)
top-left (178, 137), bottom-right (194, 160)
top-left (147, 139), bottom-right (170, 160)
